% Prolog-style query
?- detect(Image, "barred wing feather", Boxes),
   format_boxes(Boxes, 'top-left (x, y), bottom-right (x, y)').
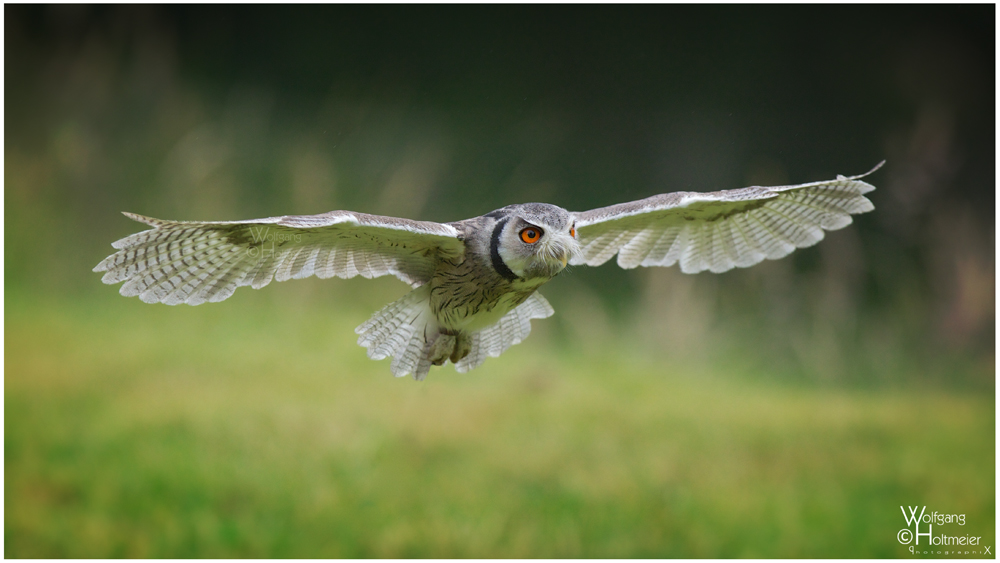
top-left (454, 292), bottom-right (554, 373)
top-left (571, 162), bottom-right (881, 274)
top-left (94, 210), bottom-right (465, 306)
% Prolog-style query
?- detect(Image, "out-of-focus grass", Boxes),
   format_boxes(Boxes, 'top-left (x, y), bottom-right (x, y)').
top-left (5, 284), bottom-right (994, 558)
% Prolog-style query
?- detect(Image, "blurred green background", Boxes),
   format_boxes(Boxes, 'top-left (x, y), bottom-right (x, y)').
top-left (5, 5), bottom-right (995, 558)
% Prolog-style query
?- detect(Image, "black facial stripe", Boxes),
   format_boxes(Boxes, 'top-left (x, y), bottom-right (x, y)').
top-left (489, 217), bottom-right (520, 282)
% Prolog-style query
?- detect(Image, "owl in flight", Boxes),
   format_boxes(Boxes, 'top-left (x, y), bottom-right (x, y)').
top-left (96, 162), bottom-right (881, 380)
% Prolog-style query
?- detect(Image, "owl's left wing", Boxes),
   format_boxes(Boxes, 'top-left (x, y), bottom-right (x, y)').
top-left (95, 210), bottom-right (465, 305)
top-left (570, 162), bottom-right (882, 274)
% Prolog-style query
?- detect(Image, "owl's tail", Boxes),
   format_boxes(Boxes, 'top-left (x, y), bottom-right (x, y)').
top-left (355, 285), bottom-right (440, 380)
top-left (355, 287), bottom-right (556, 381)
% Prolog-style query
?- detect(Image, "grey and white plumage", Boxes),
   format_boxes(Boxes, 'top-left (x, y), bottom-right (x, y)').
top-left (95, 161), bottom-right (882, 380)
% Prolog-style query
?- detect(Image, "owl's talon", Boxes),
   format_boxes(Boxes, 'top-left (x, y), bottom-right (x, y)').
top-left (450, 333), bottom-right (472, 363)
top-left (428, 333), bottom-right (456, 366)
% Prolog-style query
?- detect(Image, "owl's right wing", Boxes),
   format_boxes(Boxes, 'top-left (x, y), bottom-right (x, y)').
top-left (94, 210), bottom-right (465, 305)
top-left (571, 162), bottom-right (881, 274)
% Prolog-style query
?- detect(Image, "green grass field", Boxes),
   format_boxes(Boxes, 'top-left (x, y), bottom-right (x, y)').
top-left (5, 286), bottom-right (995, 557)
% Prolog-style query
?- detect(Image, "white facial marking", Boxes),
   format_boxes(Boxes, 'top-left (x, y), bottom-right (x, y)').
top-left (497, 219), bottom-right (579, 279)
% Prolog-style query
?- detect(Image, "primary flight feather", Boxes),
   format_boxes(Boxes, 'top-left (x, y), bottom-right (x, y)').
top-left (96, 161), bottom-right (882, 380)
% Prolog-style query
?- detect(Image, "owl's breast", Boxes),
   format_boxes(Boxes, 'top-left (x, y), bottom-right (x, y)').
top-left (427, 255), bottom-right (548, 333)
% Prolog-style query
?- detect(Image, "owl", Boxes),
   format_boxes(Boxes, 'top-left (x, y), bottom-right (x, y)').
top-left (95, 162), bottom-right (881, 380)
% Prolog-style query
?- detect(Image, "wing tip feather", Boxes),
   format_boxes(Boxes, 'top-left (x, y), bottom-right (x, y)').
top-left (122, 211), bottom-right (165, 226)
top-left (848, 160), bottom-right (885, 181)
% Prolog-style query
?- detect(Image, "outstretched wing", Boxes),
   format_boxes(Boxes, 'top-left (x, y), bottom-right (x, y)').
top-left (94, 210), bottom-right (465, 305)
top-left (571, 162), bottom-right (882, 274)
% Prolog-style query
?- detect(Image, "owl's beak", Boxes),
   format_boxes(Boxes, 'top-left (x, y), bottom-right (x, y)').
top-left (542, 234), bottom-right (578, 273)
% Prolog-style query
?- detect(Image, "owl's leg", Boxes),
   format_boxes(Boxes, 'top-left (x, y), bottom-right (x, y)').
top-left (427, 329), bottom-right (471, 366)
top-left (450, 332), bottom-right (472, 364)
top-left (427, 332), bottom-right (456, 366)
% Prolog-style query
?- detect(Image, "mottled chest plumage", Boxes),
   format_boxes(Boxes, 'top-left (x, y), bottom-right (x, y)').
top-left (429, 214), bottom-right (555, 332)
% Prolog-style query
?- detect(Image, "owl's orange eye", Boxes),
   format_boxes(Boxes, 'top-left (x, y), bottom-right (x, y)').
top-left (570, 227), bottom-right (576, 238)
top-left (520, 227), bottom-right (542, 244)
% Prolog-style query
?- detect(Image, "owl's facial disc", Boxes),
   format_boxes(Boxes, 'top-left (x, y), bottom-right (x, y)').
top-left (533, 223), bottom-right (579, 270)
top-left (499, 217), bottom-right (579, 280)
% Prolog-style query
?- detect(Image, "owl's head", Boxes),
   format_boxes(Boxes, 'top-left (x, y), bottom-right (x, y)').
top-left (491, 203), bottom-right (580, 280)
